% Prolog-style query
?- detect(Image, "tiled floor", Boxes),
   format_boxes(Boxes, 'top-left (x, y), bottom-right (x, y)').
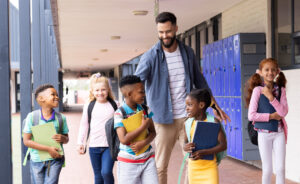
top-left (12, 111), bottom-right (299, 184)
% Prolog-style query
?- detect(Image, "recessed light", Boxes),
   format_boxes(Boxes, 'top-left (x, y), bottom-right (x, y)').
top-left (100, 49), bottom-right (108, 52)
top-left (132, 10), bottom-right (148, 16)
top-left (110, 36), bottom-right (121, 40)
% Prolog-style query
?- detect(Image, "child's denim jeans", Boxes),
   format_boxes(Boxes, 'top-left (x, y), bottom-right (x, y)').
top-left (89, 147), bottom-right (115, 184)
top-left (30, 158), bottom-right (64, 184)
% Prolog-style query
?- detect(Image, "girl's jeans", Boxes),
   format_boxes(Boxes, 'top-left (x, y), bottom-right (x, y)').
top-left (89, 147), bottom-right (115, 184)
top-left (30, 158), bottom-right (64, 184)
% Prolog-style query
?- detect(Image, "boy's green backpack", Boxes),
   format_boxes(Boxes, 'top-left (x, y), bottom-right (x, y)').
top-left (22, 110), bottom-right (64, 166)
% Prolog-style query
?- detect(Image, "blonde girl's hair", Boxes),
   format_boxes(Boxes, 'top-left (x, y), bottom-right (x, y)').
top-left (89, 73), bottom-right (115, 102)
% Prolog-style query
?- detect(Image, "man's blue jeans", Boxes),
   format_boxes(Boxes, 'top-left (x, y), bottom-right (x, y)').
top-left (30, 158), bottom-right (64, 184)
top-left (89, 147), bottom-right (115, 184)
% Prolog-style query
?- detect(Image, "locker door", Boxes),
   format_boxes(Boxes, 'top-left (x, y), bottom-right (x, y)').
top-left (218, 40), bottom-right (224, 96)
top-left (207, 44), bottom-right (212, 89)
top-left (223, 38), bottom-right (230, 97)
top-left (230, 98), bottom-right (236, 158)
top-left (213, 42), bottom-right (218, 96)
top-left (235, 98), bottom-right (243, 160)
top-left (224, 98), bottom-right (232, 156)
top-left (202, 46), bottom-right (206, 76)
top-left (210, 43), bottom-right (215, 95)
top-left (228, 36), bottom-right (234, 97)
top-left (233, 34), bottom-right (241, 96)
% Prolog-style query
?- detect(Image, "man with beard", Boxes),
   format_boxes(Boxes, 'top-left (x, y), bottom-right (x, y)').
top-left (135, 12), bottom-right (230, 184)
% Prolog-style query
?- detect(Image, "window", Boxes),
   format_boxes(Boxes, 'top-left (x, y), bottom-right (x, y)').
top-left (273, 0), bottom-right (300, 68)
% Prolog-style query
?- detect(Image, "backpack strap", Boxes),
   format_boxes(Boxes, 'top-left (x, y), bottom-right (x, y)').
top-left (55, 112), bottom-right (64, 134)
top-left (119, 106), bottom-right (127, 119)
top-left (140, 104), bottom-right (149, 117)
top-left (108, 97), bottom-right (118, 111)
top-left (88, 100), bottom-right (96, 124)
top-left (32, 110), bottom-right (40, 126)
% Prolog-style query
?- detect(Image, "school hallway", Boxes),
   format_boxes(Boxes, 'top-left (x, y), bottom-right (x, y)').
top-left (57, 111), bottom-right (298, 184)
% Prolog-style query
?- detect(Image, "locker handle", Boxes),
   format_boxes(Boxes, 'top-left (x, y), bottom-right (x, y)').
top-left (233, 65), bottom-right (236, 72)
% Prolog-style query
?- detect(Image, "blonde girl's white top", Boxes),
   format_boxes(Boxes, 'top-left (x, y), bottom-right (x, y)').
top-left (77, 101), bottom-right (116, 147)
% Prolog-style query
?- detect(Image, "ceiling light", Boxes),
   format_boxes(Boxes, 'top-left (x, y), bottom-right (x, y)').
top-left (110, 36), bottom-right (121, 40)
top-left (132, 10), bottom-right (148, 16)
top-left (100, 49), bottom-right (108, 52)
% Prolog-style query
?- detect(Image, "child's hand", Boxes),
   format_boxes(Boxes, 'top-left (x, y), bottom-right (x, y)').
top-left (52, 134), bottom-right (67, 143)
top-left (190, 150), bottom-right (206, 160)
top-left (262, 86), bottom-right (274, 101)
top-left (130, 141), bottom-right (144, 154)
top-left (48, 147), bottom-right (62, 159)
top-left (77, 145), bottom-right (85, 155)
top-left (141, 116), bottom-right (150, 128)
top-left (270, 112), bottom-right (281, 120)
top-left (183, 143), bottom-right (195, 153)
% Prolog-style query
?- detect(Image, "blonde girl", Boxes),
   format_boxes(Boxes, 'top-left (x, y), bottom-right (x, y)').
top-left (245, 58), bottom-right (288, 184)
top-left (77, 73), bottom-right (117, 184)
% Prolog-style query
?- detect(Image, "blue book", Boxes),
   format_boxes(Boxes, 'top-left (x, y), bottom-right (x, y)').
top-left (192, 121), bottom-right (220, 160)
top-left (254, 94), bottom-right (278, 132)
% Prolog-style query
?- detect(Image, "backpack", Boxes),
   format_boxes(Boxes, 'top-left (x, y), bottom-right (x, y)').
top-left (85, 97), bottom-right (118, 154)
top-left (22, 110), bottom-right (64, 166)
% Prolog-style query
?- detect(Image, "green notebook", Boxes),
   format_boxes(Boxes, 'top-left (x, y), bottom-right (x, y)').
top-left (31, 123), bottom-right (64, 161)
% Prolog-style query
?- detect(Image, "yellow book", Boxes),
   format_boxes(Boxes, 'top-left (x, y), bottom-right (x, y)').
top-left (31, 123), bottom-right (64, 161)
top-left (122, 111), bottom-right (150, 155)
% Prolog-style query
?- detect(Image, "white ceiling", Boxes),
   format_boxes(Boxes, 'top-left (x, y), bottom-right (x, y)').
top-left (57, 0), bottom-right (243, 72)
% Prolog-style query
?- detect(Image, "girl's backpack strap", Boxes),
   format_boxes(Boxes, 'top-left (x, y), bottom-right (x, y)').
top-left (185, 117), bottom-right (194, 143)
top-left (206, 113), bottom-right (215, 122)
top-left (216, 124), bottom-right (227, 165)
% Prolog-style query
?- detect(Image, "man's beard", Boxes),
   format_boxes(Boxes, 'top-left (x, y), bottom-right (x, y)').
top-left (159, 35), bottom-right (176, 48)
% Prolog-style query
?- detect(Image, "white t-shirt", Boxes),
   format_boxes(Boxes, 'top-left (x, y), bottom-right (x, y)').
top-left (164, 46), bottom-right (187, 119)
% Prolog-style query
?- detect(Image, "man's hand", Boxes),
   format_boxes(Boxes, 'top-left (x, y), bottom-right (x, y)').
top-left (213, 104), bottom-right (231, 124)
top-left (48, 147), bottom-right (62, 159)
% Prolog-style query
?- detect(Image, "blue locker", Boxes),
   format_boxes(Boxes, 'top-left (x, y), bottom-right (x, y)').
top-left (212, 42), bottom-right (217, 96)
top-left (233, 35), bottom-right (242, 96)
top-left (201, 46), bottom-right (206, 76)
top-left (228, 36), bottom-right (234, 96)
top-left (206, 44), bottom-right (211, 87)
top-left (224, 98), bottom-right (232, 156)
top-left (202, 46), bottom-right (207, 80)
top-left (230, 98), bottom-right (236, 157)
top-left (223, 38), bottom-right (230, 96)
top-left (209, 44), bottom-right (214, 94)
top-left (235, 98), bottom-right (243, 159)
top-left (218, 40), bottom-right (224, 96)
top-left (202, 33), bottom-right (265, 161)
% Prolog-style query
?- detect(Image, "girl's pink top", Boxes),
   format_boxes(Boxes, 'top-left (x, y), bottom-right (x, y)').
top-left (77, 101), bottom-right (117, 147)
top-left (248, 86), bottom-right (289, 143)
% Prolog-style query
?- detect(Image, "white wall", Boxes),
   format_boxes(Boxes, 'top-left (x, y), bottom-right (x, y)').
top-left (283, 69), bottom-right (300, 182)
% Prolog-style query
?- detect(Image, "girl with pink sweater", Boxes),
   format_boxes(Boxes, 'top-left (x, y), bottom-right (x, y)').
top-left (245, 58), bottom-right (288, 184)
top-left (77, 73), bottom-right (117, 184)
